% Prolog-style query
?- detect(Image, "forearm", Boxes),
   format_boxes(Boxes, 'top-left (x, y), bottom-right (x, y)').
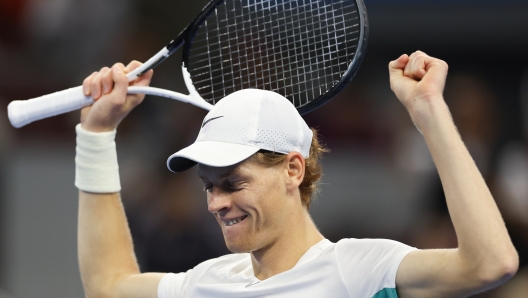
top-left (75, 63), bottom-right (161, 298)
top-left (78, 191), bottom-right (140, 297)
top-left (390, 52), bottom-right (517, 296)
top-left (416, 97), bottom-right (518, 278)
top-left (75, 124), bottom-right (140, 296)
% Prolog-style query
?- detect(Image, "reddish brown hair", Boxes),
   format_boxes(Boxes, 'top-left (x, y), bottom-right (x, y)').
top-left (251, 128), bottom-right (328, 209)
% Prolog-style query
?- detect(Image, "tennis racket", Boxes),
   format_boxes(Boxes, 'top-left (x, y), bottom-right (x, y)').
top-left (7, 0), bottom-right (368, 128)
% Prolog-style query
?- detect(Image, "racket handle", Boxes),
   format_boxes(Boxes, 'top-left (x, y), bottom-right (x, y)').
top-left (8, 86), bottom-right (93, 128)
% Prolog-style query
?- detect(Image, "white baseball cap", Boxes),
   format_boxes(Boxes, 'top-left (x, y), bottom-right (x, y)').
top-left (167, 89), bottom-right (313, 172)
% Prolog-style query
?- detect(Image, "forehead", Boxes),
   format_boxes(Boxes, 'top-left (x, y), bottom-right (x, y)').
top-left (197, 157), bottom-right (261, 179)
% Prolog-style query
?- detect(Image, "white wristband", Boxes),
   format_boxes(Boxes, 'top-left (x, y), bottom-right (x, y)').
top-left (75, 124), bottom-right (121, 193)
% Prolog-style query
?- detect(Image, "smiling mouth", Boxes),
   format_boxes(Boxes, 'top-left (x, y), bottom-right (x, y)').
top-left (224, 215), bottom-right (248, 227)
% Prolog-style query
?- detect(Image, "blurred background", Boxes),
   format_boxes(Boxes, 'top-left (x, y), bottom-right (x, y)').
top-left (1, 0), bottom-right (527, 297)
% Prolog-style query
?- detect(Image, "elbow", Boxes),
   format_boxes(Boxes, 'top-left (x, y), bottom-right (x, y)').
top-left (477, 250), bottom-right (519, 288)
top-left (82, 279), bottom-right (115, 298)
top-left (82, 273), bottom-right (131, 298)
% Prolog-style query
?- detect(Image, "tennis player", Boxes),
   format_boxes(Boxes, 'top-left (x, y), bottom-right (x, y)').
top-left (75, 51), bottom-right (518, 297)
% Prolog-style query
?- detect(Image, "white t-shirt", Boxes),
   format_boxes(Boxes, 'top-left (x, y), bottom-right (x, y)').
top-left (158, 238), bottom-right (416, 298)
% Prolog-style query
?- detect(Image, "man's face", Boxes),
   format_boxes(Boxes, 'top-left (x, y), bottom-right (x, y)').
top-left (198, 157), bottom-right (290, 253)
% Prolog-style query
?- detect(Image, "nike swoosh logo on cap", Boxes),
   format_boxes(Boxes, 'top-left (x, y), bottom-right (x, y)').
top-left (201, 116), bottom-right (224, 128)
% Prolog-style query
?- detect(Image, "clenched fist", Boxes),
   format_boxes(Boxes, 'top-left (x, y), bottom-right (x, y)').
top-left (80, 61), bottom-right (154, 132)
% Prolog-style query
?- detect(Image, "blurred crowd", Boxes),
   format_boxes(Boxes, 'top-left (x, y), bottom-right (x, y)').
top-left (1, 0), bottom-right (527, 297)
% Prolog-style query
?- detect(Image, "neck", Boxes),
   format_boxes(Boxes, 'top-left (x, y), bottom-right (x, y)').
top-left (250, 211), bottom-right (324, 280)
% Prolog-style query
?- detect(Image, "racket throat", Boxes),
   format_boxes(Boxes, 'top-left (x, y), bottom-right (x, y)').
top-left (167, 35), bottom-right (185, 55)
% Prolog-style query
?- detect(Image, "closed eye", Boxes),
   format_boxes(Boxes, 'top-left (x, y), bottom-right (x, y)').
top-left (199, 176), bottom-right (249, 193)
top-left (202, 183), bottom-right (213, 193)
top-left (226, 180), bottom-right (248, 191)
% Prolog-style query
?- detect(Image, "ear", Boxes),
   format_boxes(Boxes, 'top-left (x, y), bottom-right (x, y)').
top-left (284, 151), bottom-right (305, 190)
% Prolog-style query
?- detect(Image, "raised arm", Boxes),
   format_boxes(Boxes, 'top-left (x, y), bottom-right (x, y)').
top-left (389, 52), bottom-right (519, 297)
top-left (76, 62), bottom-right (164, 298)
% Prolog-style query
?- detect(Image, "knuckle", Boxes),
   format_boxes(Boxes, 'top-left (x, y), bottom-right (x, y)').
top-left (84, 72), bottom-right (97, 83)
top-left (114, 72), bottom-right (128, 83)
top-left (103, 71), bottom-right (113, 81)
top-left (115, 97), bottom-right (128, 107)
top-left (91, 79), bottom-right (98, 88)
top-left (126, 60), bottom-right (142, 70)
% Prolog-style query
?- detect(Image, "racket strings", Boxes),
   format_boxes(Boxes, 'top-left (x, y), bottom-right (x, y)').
top-left (191, 51), bottom-right (354, 90)
top-left (191, 62), bottom-right (351, 104)
top-left (190, 23), bottom-right (359, 63)
top-left (196, 0), bottom-right (356, 94)
top-left (189, 36), bottom-right (359, 78)
top-left (187, 0), bottom-right (361, 107)
top-left (190, 4), bottom-right (358, 50)
top-left (236, 0), bottom-right (352, 105)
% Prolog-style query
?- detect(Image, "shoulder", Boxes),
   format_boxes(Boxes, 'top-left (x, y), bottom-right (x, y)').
top-left (335, 238), bottom-right (416, 267)
top-left (334, 238), bottom-right (417, 297)
top-left (335, 238), bottom-right (415, 253)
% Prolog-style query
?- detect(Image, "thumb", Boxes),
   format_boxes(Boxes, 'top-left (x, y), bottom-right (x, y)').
top-left (388, 54), bottom-right (409, 76)
top-left (389, 54), bottom-right (412, 91)
top-left (388, 54), bottom-right (420, 104)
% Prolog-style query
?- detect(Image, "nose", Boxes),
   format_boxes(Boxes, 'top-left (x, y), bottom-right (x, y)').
top-left (207, 188), bottom-right (233, 213)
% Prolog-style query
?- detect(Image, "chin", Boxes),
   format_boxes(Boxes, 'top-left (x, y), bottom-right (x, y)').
top-left (224, 239), bottom-right (252, 253)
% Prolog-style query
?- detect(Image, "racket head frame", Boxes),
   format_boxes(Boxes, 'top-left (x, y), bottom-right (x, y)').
top-left (179, 0), bottom-right (227, 105)
top-left (296, 0), bottom-right (369, 115)
top-left (127, 0), bottom-right (226, 107)
top-left (180, 0), bottom-right (369, 115)
top-left (130, 0), bottom-right (226, 79)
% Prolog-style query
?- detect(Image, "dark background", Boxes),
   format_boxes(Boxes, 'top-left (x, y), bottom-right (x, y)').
top-left (0, 0), bottom-right (527, 297)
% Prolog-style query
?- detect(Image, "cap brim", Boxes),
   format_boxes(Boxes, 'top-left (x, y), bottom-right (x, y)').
top-left (167, 141), bottom-right (260, 172)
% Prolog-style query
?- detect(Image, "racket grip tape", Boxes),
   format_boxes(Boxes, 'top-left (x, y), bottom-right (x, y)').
top-left (8, 86), bottom-right (94, 128)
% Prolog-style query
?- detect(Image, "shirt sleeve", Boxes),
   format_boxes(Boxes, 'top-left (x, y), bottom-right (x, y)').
top-left (335, 238), bottom-right (417, 297)
top-left (158, 271), bottom-right (193, 298)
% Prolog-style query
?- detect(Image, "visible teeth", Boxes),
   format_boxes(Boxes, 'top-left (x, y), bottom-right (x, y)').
top-left (226, 217), bottom-right (244, 226)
